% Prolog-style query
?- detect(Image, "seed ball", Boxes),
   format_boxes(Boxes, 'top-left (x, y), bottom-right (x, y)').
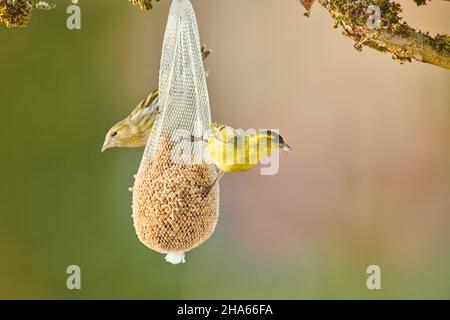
top-left (132, 139), bottom-right (220, 258)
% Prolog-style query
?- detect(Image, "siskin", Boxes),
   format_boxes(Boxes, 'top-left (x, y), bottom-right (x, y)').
top-left (102, 90), bottom-right (159, 151)
top-left (194, 123), bottom-right (292, 192)
top-left (102, 45), bottom-right (211, 152)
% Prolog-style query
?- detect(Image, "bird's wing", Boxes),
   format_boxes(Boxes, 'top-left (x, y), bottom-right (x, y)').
top-left (129, 89), bottom-right (159, 119)
top-left (126, 45), bottom-right (209, 122)
top-left (213, 125), bottom-right (237, 144)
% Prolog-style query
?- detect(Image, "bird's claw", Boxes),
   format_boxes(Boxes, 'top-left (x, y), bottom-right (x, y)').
top-left (180, 135), bottom-right (196, 143)
top-left (199, 184), bottom-right (214, 197)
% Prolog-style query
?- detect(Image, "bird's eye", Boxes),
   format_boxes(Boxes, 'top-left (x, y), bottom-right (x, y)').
top-left (111, 131), bottom-right (118, 137)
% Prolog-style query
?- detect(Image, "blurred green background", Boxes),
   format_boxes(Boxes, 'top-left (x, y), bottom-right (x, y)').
top-left (1, 0), bottom-right (449, 299)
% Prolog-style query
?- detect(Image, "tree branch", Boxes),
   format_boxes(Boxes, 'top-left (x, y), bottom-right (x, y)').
top-left (0, 0), bottom-right (54, 28)
top-left (300, 0), bottom-right (450, 70)
top-left (0, 0), bottom-right (159, 28)
top-left (414, 0), bottom-right (450, 6)
top-left (2, 0), bottom-right (449, 70)
top-left (129, 0), bottom-right (160, 11)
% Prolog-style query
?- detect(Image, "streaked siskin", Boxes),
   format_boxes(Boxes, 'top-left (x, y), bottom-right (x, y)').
top-left (102, 45), bottom-right (211, 152)
top-left (102, 90), bottom-right (159, 151)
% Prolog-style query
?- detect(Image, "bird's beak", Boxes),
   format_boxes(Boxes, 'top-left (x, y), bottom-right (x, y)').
top-left (282, 143), bottom-right (292, 153)
top-left (101, 142), bottom-right (109, 153)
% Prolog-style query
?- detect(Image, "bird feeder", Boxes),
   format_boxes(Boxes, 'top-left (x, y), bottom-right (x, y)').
top-left (132, 0), bottom-right (219, 264)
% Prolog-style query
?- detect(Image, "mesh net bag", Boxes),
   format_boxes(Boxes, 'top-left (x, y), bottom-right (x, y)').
top-left (132, 0), bottom-right (219, 265)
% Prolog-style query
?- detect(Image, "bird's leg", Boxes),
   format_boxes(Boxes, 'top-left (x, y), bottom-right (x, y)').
top-left (201, 170), bottom-right (225, 196)
top-left (211, 169), bottom-right (225, 187)
top-left (185, 135), bottom-right (206, 143)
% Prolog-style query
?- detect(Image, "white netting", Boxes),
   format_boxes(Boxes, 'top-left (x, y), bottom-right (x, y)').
top-left (132, 0), bottom-right (219, 264)
top-left (145, 0), bottom-right (211, 160)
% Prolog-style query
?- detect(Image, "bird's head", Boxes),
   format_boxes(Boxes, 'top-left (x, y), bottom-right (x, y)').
top-left (102, 120), bottom-right (144, 152)
top-left (269, 131), bottom-right (292, 153)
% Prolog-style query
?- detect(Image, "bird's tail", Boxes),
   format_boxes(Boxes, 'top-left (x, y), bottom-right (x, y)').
top-left (201, 44), bottom-right (212, 62)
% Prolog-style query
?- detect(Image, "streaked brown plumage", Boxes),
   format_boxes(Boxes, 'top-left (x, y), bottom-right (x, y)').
top-left (102, 45), bottom-right (211, 152)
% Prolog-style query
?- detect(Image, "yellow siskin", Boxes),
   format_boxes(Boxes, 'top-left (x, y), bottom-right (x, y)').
top-left (194, 123), bottom-right (292, 192)
top-left (102, 45), bottom-right (212, 152)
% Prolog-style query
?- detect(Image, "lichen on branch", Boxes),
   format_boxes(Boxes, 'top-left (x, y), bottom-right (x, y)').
top-left (0, 0), bottom-right (32, 28)
top-left (299, 0), bottom-right (316, 16)
top-left (414, 0), bottom-right (450, 5)
top-left (0, 0), bottom-right (54, 28)
top-left (301, 0), bottom-right (450, 70)
top-left (129, 0), bottom-right (160, 11)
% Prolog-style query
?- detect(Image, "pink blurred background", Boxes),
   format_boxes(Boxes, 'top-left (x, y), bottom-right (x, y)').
top-left (1, 0), bottom-right (448, 299)
top-left (118, 0), bottom-right (450, 298)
